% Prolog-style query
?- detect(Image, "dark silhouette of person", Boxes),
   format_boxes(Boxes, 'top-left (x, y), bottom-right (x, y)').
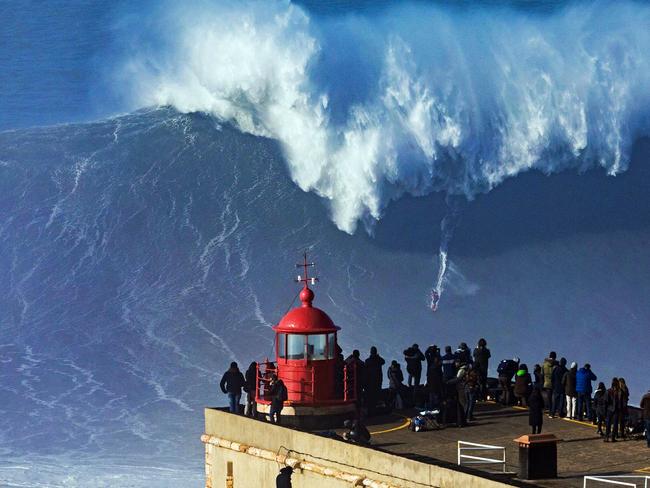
top-left (364, 346), bottom-right (385, 416)
top-left (605, 378), bottom-right (622, 442)
top-left (387, 360), bottom-right (406, 409)
top-left (403, 344), bottom-right (425, 388)
top-left (426, 353), bottom-right (443, 410)
top-left (441, 346), bottom-right (457, 382)
top-left (269, 374), bottom-right (287, 424)
top-left (550, 357), bottom-right (567, 418)
top-left (529, 387), bottom-right (545, 434)
top-left (276, 466), bottom-right (293, 488)
top-left (220, 362), bottom-right (246, 414)
top-left (472, 339), bottom-right (491, 399)
top-left (244, 361), bottom-right (258, 417)
top-left (345, 350), bottom-right (366, 403)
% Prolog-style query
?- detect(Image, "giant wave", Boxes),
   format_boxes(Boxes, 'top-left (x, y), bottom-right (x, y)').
top-left (123, 0), bottom-right (650, 233)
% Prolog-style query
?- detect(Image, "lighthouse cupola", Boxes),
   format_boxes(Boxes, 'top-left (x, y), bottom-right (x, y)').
top-left (271, 253), bottom-right (340, 403)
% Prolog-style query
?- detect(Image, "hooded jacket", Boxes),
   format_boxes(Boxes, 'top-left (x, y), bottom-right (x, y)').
top-left (403, 346), bottom-right (425, 375)
top-left (542, 357), bottom-right (557, 389)
top-left (220, 366), bottom-right (246, 395)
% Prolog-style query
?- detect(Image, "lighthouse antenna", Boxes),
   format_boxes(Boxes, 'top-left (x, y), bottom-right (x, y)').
top-left (295, 251), bottom-right (318, 288)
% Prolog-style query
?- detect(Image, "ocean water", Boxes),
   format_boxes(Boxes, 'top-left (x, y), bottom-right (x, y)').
top-left (1, 1), bottom-right (649, 486)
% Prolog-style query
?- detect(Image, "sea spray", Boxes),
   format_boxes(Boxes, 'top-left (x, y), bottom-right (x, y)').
top-left (123, 0), bottom-right (650, 235)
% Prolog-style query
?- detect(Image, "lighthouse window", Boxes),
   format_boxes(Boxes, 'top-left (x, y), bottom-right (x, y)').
top-left (286, 334), bottom-right (305, 360)
top-left (306, 334), bottom-right (327, 361)
top-left (327, 333), bottom-right (336, 359)
top-left (277, 334), bottom-right (286, 358)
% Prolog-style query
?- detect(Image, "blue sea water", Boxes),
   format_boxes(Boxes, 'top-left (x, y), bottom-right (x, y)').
top-left (1, 1), bottom-right (649, 486)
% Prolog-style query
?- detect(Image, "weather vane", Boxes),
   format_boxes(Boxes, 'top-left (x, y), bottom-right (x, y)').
top-left (295, 251), bottom-right (318, 287)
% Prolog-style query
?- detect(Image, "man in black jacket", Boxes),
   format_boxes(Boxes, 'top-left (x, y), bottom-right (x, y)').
top-left (269, 374), bottom-right (287, 424)
top-left (497, 357), bottom-right (519, 406)
top-left (403, 344), bottom-right (425, 388)
top-left (244, 361), bottom-right (258, 417)
top-left (220, 362), bottom-right (246, 414)
top-left (472, 339), bottom-right (491, 400)
top-left (441, 346), bottom-right (457, 382)
top-left (364, 346), bottom-right (385, 416)
top-left (550, 357), bottom-right (568, 418)
top-left (426, 354), bottom-right (444, 410)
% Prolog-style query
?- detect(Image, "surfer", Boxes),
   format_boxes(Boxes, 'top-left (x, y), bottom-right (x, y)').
top-left (430, 290), bottom-right (440, 311)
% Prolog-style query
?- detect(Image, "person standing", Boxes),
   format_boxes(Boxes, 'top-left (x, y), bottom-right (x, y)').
top-left (529, 387), bottom-right (545, 434)
top-left (533, 364), bottom-right (543, 389)
top-left (550, 358), bottom-right (568, 418)
top-left (387, 360), bottom-right (405, 409)
top-left (542, 352), bottom-right (558, 410)
top-left (473, 338), bottom-right (491, 400)
top-left (220, 362), bottom-right (246, 414)
top-left (244, 361), bottom-right (258, 417)
top-left (269, 374), bottom-right (287, 424)
top-left (345, 350), bottom-right (366, 404)
top-left (403, 344), bottom-right (425, 388)
top-left (426, 353), bottom-right (444, 410)
top-left (576, 363), bottom-right (597, 421)
top-left (640, 388), bottom-right (650, 448)
top-left (449, 360), bottom-right (468, 427)
top-left (441, 346), bottom-right (457, 382)
top-left (618, 378), bottom-right (630, 439)
top-left (364, 346), bottom-right (385, 416)
top-left (514, 364), bottom-right (532, 407)
top-left (605, 378), bottom-right (622, 442)
top-left (425, 344), bottom-right (440, 371)
top-left (464, 364), bottom-right (480, 421)
top-left (593, 382), bottom-right (608, 436)
top-left (497, 357), bottom-right (519, 406)
top-left (563, 362), bottom-right (578, 420)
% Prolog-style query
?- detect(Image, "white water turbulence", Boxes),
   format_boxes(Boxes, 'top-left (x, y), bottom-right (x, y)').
top-left (122, 0), bottom-right (650, 235)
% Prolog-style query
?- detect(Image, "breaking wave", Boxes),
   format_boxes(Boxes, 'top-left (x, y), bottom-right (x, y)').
top-left (122, 0), bottom-right (650, 233)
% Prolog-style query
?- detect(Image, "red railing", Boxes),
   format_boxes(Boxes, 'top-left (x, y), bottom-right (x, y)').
top-left (255, 361), bottom-right (357, 405)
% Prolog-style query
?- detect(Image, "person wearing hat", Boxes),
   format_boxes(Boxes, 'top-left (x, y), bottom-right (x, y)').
top-left (276, 466), bottom-right (293, 488)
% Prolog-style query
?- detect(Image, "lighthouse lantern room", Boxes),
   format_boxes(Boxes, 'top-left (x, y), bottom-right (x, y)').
top-left (255, 253), bottom-right (357, 427)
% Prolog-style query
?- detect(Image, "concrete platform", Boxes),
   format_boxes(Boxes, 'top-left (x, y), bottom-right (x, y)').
top-left (341, 402), bottom-right (650, 488)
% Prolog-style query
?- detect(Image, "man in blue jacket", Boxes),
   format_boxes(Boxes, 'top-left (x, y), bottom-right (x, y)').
top-left (576, 363), bottom-right (597, 421)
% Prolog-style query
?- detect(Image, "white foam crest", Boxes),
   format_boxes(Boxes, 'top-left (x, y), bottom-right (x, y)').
top-left (125, 0), bottom-right (650, 233)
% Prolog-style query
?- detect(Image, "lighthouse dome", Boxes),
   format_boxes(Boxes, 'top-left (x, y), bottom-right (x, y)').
top-left (273, 287), bottom-right (340, 333)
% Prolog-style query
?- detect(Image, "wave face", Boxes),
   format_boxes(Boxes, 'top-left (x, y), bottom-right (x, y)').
top-left (122, 0), bottom-right (650, 233)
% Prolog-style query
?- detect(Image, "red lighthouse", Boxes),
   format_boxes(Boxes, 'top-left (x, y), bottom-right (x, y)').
top-left (256, 253), bottom-right (357, 427)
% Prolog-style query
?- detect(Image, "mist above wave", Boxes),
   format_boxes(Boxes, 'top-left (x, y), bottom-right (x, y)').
top-left (123, 0), bottom-right (650, 233)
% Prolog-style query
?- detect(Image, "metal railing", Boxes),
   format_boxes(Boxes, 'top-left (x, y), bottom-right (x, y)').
top-left (255, 361), bottom-right (357, 404)
top-left (457, 441), bottom-right (506, 473)
top-left (583, 476), bottom-right (650, 488)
